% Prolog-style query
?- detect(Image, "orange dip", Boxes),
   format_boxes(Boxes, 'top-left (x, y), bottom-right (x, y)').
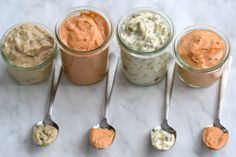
top-left (203, 127), bottom-right (229, 150)
top-left (89, 128), bottom-right (115, 149)
top-left (178, 30), bottom-right (225, 69)
top-left (59, 11), bottom-right (108, 51)
top-left (57, 10), bottom-right (111, 85)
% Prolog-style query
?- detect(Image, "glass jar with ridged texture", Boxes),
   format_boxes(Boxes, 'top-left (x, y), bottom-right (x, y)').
top-left (117, 8), bottom-right (174, 86)
top-left (1, 22), bottom-right (56, 85)
top-left (55, 7), bottom-right (113, 85)
top-left (174, 25), bottom-right (230, 88)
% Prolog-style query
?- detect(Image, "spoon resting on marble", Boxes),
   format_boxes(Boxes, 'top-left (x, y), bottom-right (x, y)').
top-left (89, 52), bottom-right (118, 149)
top-left (32, 57), bottom-right (62, 147)
top-left (202, 56), bottom-right (232, 150)
top-left (151, 59), bottom-right (176, 151)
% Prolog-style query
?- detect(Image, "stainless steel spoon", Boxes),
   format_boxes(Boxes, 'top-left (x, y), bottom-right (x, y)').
top-left (32, 57), bottom-right (62, 146)
top-left (90, 52), bottom-right (118, 149)
top-left (151, 59), bottom-right (176, 150)
top-left (203, 56), bottom-right (232, 149)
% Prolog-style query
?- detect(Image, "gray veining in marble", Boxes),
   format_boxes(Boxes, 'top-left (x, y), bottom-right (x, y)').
top-left (0, 0), bottom-right (236, 157)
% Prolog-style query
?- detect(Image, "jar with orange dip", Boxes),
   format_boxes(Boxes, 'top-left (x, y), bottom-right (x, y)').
top-left (55, 7), bottom-right (113, 85)
top-left (174, 25), bottom-right (230, 88)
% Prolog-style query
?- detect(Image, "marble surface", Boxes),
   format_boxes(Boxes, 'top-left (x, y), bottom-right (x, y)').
top-left (0, 0), bottom-right (236, 157)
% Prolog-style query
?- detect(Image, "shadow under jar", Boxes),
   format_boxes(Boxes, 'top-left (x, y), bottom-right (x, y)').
top-left (1, 23), bottom-right (56, 85)
top-left (174, 25), bottom-right (230, 88)
top-left (55, 7), bottom-right (113, 85)
top-left (117, 8), bottom-right (174, 86)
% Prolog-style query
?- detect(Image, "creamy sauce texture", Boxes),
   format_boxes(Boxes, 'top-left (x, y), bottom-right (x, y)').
top-left (177, 30), bottom-right (225, 69)
top-left (89, 128), bottom-right (115, 149)
top-left (203, 127), bottom-right (228, 150)
top-left (120, 11), bottom-right (170, 52)
top-left (2, 24), bottom-right (54, 68)
top-left (32, 124), bottom-right (58, 146)
top-left (59, 11), bottom-right (108, 51)
top-left (151, 128), bottom-right (175, 150)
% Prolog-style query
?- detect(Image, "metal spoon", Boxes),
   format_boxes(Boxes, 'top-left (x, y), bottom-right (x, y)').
top-left (151, 59), bottom-right (176, 150)
top-left (32, 57), bottom-right (62, 146)
top-left (203, 56), bottom-right (232, 149)
top-left (90, 52), bottom-right (118, 149)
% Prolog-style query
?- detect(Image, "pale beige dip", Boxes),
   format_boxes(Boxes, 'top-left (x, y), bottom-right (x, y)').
top-left (2, 23), bottom-right (54, 68)
top-left (32, 124), bottom-right (58, 146)
top-left (1, 23), bottom-right (55, 84)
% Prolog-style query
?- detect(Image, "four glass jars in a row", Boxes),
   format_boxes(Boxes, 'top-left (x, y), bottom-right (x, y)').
top-left (0, 7), bottom-right (230, 88)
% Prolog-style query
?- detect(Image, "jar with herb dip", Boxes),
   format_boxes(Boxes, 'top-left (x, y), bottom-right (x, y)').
top-left (55, 7), bottom-right (113, 85)
top-left (174, 25), bottom-right (230, 88)
top-left (1, 23), bottom-right (56, 85)
top-left (117, 8), bottom-right (174, 85)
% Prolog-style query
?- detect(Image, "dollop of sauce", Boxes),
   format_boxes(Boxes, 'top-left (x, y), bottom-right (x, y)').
top-left (177, 30), bottom-right (225, 69)
top-left (119, 11), bottom-right (170, 52)
top-left (203, 127), bottom-right (229, 150)
top-left (32, 124), bottom-right (58, 146)
top-left (2, 23), bottom-right (54, 68)
top-left (59, 11), bottom-right (108, 51)
top-left (151, 128), bottom-right (175, 150)
top-left (89, 128), bottom-right (115, 149)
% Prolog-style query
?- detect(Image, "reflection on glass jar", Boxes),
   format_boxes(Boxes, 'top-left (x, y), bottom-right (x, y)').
top-left (1, 23), bottom-right (56, 85)
top-left (55, 7), bottom-right (113, 85)
top-left (117, 8), bottom-right (174, 86)
top-left (174, 25), bottom-right (230, 88)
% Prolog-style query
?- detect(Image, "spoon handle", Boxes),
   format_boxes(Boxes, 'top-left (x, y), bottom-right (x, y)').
top-left (104, 52), bottom-right (118, 120)
top-left (164, 59), bottom-right (176, 121)
top-left (217, 56), bottom-right (233, 121)
top-left (47, 56), bottom-right (62, 118)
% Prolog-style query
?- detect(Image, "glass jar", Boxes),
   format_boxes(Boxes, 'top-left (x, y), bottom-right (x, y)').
top-left (174, 25), bottom-right (230, 88)
top-left (1, 22), bottom-right (56, 85)
top-left (117, 8), bottom-right (174, 86)
top-left (55, 7), bottom-right (113, 85)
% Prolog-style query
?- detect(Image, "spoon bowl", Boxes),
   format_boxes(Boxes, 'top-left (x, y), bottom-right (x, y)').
top-left (151, 120), bottom-right (177, 151)
top-left (34, 119), bottom-right (59, 132)
top-left (211, 119), bottom-right (228, 133)
top-left (161, 121), bottom-right (177, 137)
top-left (91, 118), bottom-right (116, 148)
top-left (203, 121), bottom-right (229, 150)
top-left (93, 118), bottom-right (116, 132)
top-left (32, 118), bottom-right (59, 147)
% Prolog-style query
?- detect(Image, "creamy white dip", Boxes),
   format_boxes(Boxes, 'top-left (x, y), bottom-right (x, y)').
top-left (118, 10), bottom-right (172, 85)
top-left (151, 128), bottom-right (175, 150)
top-left (119, 11), bottom-right (170, 52)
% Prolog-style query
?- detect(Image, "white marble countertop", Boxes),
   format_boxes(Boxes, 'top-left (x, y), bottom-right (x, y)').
top-left (0, 0), bottom-right (236, 157)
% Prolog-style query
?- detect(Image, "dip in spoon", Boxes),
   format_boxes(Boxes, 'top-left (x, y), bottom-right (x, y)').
top-left (89, 52), bottom-right (118, 149)
top-left (202, 56), bottom-right (232, 150)
top-left (151, 59), bottom-right (176, 151)
top-left (32, 57), bottom-right (62, 147)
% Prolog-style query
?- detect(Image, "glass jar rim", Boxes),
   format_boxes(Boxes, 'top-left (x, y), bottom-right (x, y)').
top-left (174, 25), bottom-right (230, 73)
top-left (116, 7), bottom-right (174, 56)
top-left (55, 6), bottom-right (113, 56)
top-left (1, 22), bottom-right (57, 71)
